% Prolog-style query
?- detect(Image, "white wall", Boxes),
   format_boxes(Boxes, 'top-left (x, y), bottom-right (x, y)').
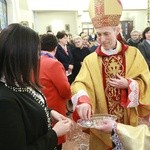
top-left (6, 0), bottom-right (148, 34)
top-left (7, 0), bottom-right (20, 24)
top-left (34, 11), bottom-right (78, 35)
top-left (121, 0), bottom-right (147, 10)
top-left (27, 0), bottom-right (89, 11)
top-left (28, 0), bottom-right (147, 11)
top-left (121, 10), bottom-right (147, 32)
top-left (7, 0), bottom-right (34, 28)
top-left (20, 9), bottom-right (34, 28)
top-left (33, 9), bottom-right (148, 35)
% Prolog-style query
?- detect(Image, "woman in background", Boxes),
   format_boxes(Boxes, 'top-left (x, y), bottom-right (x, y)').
top-left (39, 34), bottom-right (71, 150)
top-left (81, 33), bottom-right (91, 48)
top-left (0, 23), bottom-right (72, 150)
top-left (127, 30), bottom-right (141, 48)
top-left (70, 35), bottom-right (91, 84)
top-left (55, 31), bottom-right (74, 83)
top-left (138, 27), bottom-right (150, 69)
top-left (55, 31), bottom-right (74, 115)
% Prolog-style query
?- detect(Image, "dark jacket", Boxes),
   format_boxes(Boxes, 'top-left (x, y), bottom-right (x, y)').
top-left (55, 44), bottom-right (73, 71)
top-left (70, 47), bottom-right (90, 83)
top-left (127, 38), bottom-right (141, 48)
top-left (138, 39), bottom-right (150, 69)
top-left (0, 81), bottom-right (57, 150)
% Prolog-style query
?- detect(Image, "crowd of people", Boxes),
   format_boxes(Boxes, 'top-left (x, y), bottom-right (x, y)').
top-left (1, 0), bottom-right (150, 150)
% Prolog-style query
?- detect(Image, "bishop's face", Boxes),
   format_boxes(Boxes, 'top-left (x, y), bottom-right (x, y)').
top-left (96, 26), bottom-right (119, 50)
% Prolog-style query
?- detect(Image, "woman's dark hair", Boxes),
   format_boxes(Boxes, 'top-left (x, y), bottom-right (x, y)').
top-left (0, 23), bottom-right (40, 87)
top-left (142, 27), bottom-right (150, 39)
top-left (56, 31), bottom-right (68, 39)
top-left (40, 34), bottom-right (58, 52)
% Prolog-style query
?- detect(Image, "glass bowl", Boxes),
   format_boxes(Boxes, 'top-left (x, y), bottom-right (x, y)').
top-left (90, 114), bottom-right (117, 128)
top-left (77, 114), bottom-right (117, 128)
top-left (77, 119), bottom-right (95, 128)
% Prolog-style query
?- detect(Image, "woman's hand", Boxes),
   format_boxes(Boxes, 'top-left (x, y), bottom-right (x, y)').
top-left (50, 110), bottom-right (67, 122)
top-left (52, 119), bottom-right (73, 137)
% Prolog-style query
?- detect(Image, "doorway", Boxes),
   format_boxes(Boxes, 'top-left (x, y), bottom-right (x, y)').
top-left (121, 21), bottom-right (133, 41)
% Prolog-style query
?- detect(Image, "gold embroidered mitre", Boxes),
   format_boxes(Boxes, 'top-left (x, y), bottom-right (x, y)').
top-left (89, 0), bottom-right (122, 29)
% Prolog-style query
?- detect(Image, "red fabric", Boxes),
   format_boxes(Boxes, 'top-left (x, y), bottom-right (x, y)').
top-left (78, 95), bottom-right (91, 105)
top-left (116, 33), bottom-right (127, 44)
top-left (72, 95), bottom-right (91, 121)
top-left (120, 89), bottom-right (128, 107)
top-left (39, 55), bottom-right (71, 144)
top-left (95, 42), bottom-right (129, 122)
top-left (72, 109), bottom-right (80, 122)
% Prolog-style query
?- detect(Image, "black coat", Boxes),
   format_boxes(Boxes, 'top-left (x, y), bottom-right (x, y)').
top-left (127, 38), bottom-right (141, 48)
top-left (0, 81), bottom-right (57, 150)
top-left (70, 47), bottom-right (90, 83)
top-left (138, 39), bottom-right (150, 69)
top-left (55, 44), bottom-right (73, 71)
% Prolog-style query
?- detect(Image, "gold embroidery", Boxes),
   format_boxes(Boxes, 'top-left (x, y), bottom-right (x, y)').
top-left (89, 0), bottom-right (122, 28)
top-left (103, 55), bottom-right (124, 123)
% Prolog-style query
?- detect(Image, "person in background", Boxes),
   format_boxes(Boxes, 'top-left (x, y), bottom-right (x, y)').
top-left (127, 30), bottom-right (141, 48)
top-left (70, 35), bottom-right (91, 84)
top-left (47, 30), bottom-right (54, 35)
top-left (89, 31), bottom-right (96, 42)
top-left (39, 34), bottom-right (72, 150)
top-left (138, 27), bottom-right (150, 70)
top-left (139, 31), bottom-right (143, 42)
top-left (55, 31), bottom-right (74, 115)
top-left (89, 34), bottom-right (101, 53)
top-left (67, 33), bottom-right (75, 51)
top-left (95, 119), bottom-right (150, 150)
top-left (0, 23), bottom-right (72, 150)
top-left (116, 23), bottom-right (127, 44)
top-left (55, 31), bottom-right (74, 84)
top-left (79, 31), bottom-right (85, 37)
top-left (81, 33), bottom-right (91, 48)
top-left (71, 0), bottom-right (150, 149)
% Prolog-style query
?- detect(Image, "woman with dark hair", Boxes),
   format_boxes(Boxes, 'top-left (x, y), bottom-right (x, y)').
top-left (55, 31), bottom-right (74, 83)
top-left (138, 27), bottom-right (150, 69)
top-left (0, 23), bottom-right (72, 150)
top-left (39, 34), bottom-right (71, 150)
top-left (55, 31), bottom-right (74, 115)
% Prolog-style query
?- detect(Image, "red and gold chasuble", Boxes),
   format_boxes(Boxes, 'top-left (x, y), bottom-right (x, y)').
top-left (96, 43), bottom-right (128, 123)
top-left (71, 41), bottom-right (150, 150)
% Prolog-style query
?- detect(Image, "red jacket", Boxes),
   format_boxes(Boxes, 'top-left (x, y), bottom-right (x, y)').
top-left (39, 54), bottom-right (71, 144)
